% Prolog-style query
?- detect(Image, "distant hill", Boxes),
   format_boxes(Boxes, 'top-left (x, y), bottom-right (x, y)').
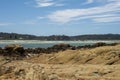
top-left (0, 32), bottom-right (120, 40)
top-left (71, 34), bottom-right (120, 40)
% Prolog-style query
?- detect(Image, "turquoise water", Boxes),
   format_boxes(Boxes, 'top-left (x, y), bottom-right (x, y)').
top-left (0, 40), bottom-right (120, 48)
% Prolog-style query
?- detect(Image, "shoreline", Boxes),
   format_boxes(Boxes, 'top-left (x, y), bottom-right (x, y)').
top-left (0, 42), bottom-right (120, 80)
top-left (0, 40), bottom-right (120, 49)
top-left (0, 42), bottom-right (119, 58)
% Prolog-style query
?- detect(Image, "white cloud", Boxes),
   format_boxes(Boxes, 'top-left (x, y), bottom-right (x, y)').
top-left (72, 14), bottom-right (120, 21)
top-left (36, 2), bottom-right (55, 7)
top-left (47, 0), bottom-right (120, 23)
top-left (84, 0), bottom-right (94, 4)
top-left (35, 0), bottom-right (64, 7)
top-left (107, 0), bottom-right (118, 2)
top-left (0, 23), bottom-right (14, 26)
top-left (93, 17), bottom-right (120, 22)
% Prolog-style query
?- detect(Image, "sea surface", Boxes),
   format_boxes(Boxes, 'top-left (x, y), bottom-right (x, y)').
top-left (0, 40), bottom-right (120, 48)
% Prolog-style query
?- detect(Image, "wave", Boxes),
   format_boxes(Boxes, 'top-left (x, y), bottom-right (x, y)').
top-left (0, 40), bottom-right (120, 44)
top-left (0, 40), bottom-right (120, 48)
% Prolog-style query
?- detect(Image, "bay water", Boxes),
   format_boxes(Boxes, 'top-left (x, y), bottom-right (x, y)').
top-left (0, 40), bottom-right (120, 48)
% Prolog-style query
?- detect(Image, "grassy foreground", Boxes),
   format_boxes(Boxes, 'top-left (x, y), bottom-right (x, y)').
top-left (0, 44), bottom-right (120, 80)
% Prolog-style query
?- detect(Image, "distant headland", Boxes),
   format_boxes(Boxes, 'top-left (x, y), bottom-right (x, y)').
top-left (0, 32), bottom-right (120, 40)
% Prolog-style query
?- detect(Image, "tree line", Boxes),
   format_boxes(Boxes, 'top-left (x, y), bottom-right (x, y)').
top-left (0, 32), bottom-right (120, 40)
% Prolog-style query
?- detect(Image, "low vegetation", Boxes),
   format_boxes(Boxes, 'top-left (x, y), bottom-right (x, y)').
top-left (0, 43), bottom-right (120, 80)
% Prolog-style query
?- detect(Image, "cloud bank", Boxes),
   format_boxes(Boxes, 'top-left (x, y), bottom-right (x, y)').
top-left (47, 0), bottom-right (120, 23)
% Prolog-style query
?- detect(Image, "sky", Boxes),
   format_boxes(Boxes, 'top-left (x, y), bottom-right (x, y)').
top-left (0, 0), bottom-right (120, 36)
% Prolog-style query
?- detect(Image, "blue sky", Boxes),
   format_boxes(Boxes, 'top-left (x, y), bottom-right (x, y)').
top-left (0, 0), bottom-right (120, 36)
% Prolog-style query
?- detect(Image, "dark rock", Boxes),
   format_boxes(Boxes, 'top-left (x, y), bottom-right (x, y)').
top-left (36, 43), bottom-right (72, 54)
top-left (108, 43), bottom-right (119, 46)
top-left (4, 44), bottom-right (25, 57)
top-left (76, 46), bottom-right (84, 49)
top-left (92, 42), bottom-right (106, 47)
top-left (52, 43), bottom-right (71, 50)
top-left (84, 45), bottom-right (92, 48)
top-left (0, 47), bottom-right (3, 54)
top-left (70, 46), bottom-right (76, 50)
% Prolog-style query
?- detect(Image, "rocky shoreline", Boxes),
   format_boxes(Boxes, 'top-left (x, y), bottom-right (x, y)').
top-left (0, 42), bottom-right (119, 59)
top-left (0, 42), bottom-right (120, 80)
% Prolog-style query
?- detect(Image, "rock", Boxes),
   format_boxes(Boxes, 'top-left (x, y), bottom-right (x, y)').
top-left (25, 48), bottom-right (47, 54)
top-left (4, 44), bottom-right (23, 52)
top-left (108, 43), bottom-right (119, 46)
top-left (70, 46), bottom-right (76, 50)
top-left (52, 43), bottom-right (71, 51)
top-left (84, 45), bottom-right (92, 48)
top-left (24, 44), bottom-right (72, 54)
top-left (92, 42), bottom-right (106, 47)
top-left (4, 44), bottom-right (25, 57)
top-left (0, 47), bottom-right (3, 54)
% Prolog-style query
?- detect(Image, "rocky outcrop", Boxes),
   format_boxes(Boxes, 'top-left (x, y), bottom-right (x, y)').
top-left (25, 43), bottom-right (73, 54)
top-left (46, 43), bottom-right (72, 53)
top-left (3, 44), bottom-right (25, 59)
top-left (76, 42), bottom-right (119, 49)
top-left (0, 43), bottom-right (119, 59)
top-left (92, 42), bottom-right (106, 47)
top-left (4, 44), bottom-right (25, 53)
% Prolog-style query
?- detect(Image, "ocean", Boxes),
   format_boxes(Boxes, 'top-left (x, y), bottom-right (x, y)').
top-left (0, 40), bottom-right (120, 48)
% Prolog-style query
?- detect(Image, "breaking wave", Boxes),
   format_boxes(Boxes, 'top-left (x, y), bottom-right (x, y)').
top-left (0, 40), bottom-right (120, 48)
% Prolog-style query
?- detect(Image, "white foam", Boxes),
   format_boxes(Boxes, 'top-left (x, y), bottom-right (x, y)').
top-left (0, 40), bottom-right (120, 44)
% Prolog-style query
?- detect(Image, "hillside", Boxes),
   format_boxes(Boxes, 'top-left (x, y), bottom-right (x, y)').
top-left (0, 44), bottom-right (120, 80)
top-left (26, 43), bottom-right (120, 65)
top-left (0, 32), bottom-right (120, 40)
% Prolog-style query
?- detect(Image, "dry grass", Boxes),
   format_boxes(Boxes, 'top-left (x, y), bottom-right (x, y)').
top-left (26, 44), bottom-right (120, 65)
top-left (0, 61), bottom-right (120, 80)
top-left (0, 44), bottom-right (120, 80)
